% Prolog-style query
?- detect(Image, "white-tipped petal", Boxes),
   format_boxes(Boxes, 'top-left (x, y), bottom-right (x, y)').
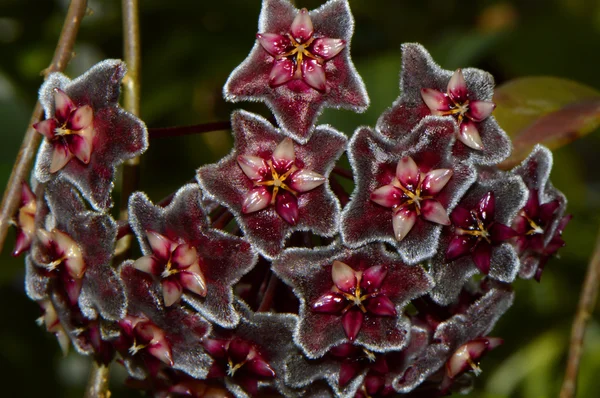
top-left (312, 38), bottom-right (345, 60)
top-left (302, 59), bottom-right (326, 91)
top-left (256, 33), bottom-right (290, 56)
top-left (68, 105), bottom-right (93, 131)
top-left (273, 137), bottom-right (295, 164)
top-left (396, 156), bottom-right (420, 188)
top-left (242, 187), bottom-right (271, 214)
top-left (54, 89), bottom-right (75, 121)
top-left (133, 255), bottom-right (158, 275)
top-left (53, 229), bottom-right (84, 278)
top-left (180, 270), bottom-right (208, 297)
top-left (468, 100), bottom-right (495, 122)
top-left (458, 121), bottom-right (484, 150)
top-left (370, 184), bottom-right (401, 208)
top-left (49, 145), bottom-right (74, 173)
top-left (269, 58), bottom-right (295, 87)
top-left (447, 69), bottom-right (468, 102)
top-left (237, 155), bottom-right (267, 180)
top-left (421, 168), bottom-right (453, 195)
top-left (421, 200), bottom-right (451, 225)
top-left (290, 8), bottom-right (313, 43)
top-left (146, 230), bottom-right (173, 260)
top-left (162, 279), bottom-right (183, 307)
top-left (289, 169), bottom-right (325, 192)
top-left (172, 244), bottom-right (198, 268)
top-left (392, 208), bottom-right (417, 241)
top-left (420, 88), bottom-right (451, 113)
top-left (332, 261), bottom-right (357, 292)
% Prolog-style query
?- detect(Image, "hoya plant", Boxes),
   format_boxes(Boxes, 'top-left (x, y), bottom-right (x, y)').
top-left (2, 0), bottom-right (599, 397)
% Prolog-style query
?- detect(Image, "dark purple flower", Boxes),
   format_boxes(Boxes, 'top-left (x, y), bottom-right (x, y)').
top-left (12, 182), bottom-right (37, 256)
top-left (510, 145), bottom-right (570, 281)
top-left (341, 118), bottom-right (476, 264)
top-left (33, 60), bottom-right (148, 210)
top-left (272, 242), bottom-right (433, 358)
top-left (376, 43), bottom-right (511, 166)
top-left (224, 0), bottom-right (369, 143)
top-left (197, 110), bottom-right (346, 259)
top-left (429, 174), bottom-right (526, 305)
top-left (129, 184), bottom-right (258, 327)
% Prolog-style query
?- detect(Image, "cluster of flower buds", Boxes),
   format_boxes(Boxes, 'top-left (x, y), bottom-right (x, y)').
top-left (15, 0), bottom-right (570, 397)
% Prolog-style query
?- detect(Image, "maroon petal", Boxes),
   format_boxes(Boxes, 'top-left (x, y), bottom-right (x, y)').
top-left (447, 69), bottom-right (468, 103)
top-left (472, 242), bottom-right (492, 274)
top-left (446, 235), bottom-right (474, 261)
top-left (490, 223), bottom-right (517, 243)
top-left (256, 33), bottom-right (291, 56)
top-left (395, 156), bottom-right (420, 188)
top-left (366, 296), bottom-right (397, 317)
top-left (246, 357), bottom-right (276, 378)
top-left (451, 206), bottom-right (473, 229)
top-left (161, 279), bottom-right (183, 307)
top-left (132, 255), bottom-right (161, 276)
top-left (53, 88), bottom-right (75, 122)
top-left (311, 38), bottom-right (345, 60)
top-left (524, 190), bottom-right (540, 218)
top-left (290, 8), bottom-right (313, 43)
top-left (64, 276), bottom-right (83, 306)
top-left (13, 230), bottom-right (32, 257)
top-left (269, 58), bottom-right (295, 87)
top-left (311, 292), bottom-right (345, 314)
top-left (275, 191), bottom-right (299, 225)
top-left (339, 361), bottom-right (361, 387)
top-left (242, 187), bottom-right (271, 214)
top-left (370, 184), bottom-right (402, 208)
top-left (421, 88), bottom-right (451, 113)
top-left (238, 376), bottom-right (259, 397)
top-left (361, 265), bottom-right (387, 291)
top-left (512, 215), bottom-right (529, 235)
top-left (301, 58), bottom-right (326, 92)
top-left (477, 191), bottom-right (496, 222)
top-left (33, 119), bottom-right (57, 139)
top-left (332, 260), bottom-right (357, 292)
top-left (539, 200), bottom-right (560, 224)
top-left (203, 338), bottom-right (228, 358)
top-left (342, 310), bottom-right (364, 341)
top-left (229, 339), bottom-right (252, 363)
top-left (458, 120), bottom-right (484, 150)
top-left (365, 373), bottom-right (385, 395)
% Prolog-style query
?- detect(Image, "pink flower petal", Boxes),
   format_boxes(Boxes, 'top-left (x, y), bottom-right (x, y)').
top-left (539, 200), bottom-right (560, 224)
top-left (275, 191), bottom-right (299, 225)
top-left (331, 260), bottom-right (357, 293)
top-left (458, 120), bottom-right (484, 150)
top-left (450, 206), bottom-right (473, 229)
top-left (342, 310), bottom-right (364, 341)
top-left (421, 168), bottom-right (453, 195)
top-left (64, 277), bottom-right (83, 306)
top-left (229, 339), bottom-right (252, 363)
top-left (392, 207), bottom-right (417, 241)
top-left (146, 230), bottom-right (173, 260)
top-left (361, 265), bottom-right (387, 291)
top-left (237, 155), bottom-right (267, 181)
top-left (446, 235), bottom-right (474, 261)
top-left (246, 357), bottom-right (276, 378)
top-left (67, 105), bottom-right (93, 131)
top-left (242, 187), bottom-right (271, 214)
top-left (33, 119), bottom-right (57, 139)
top-left (447, 69), bottom-right (468, 103)
top-left (272, 137), bottom-right (295, 165)
top-left (489, 223), bottom-right (517, 243)
top-left (162, 279), bottom-right (183, 307)
top-left (395, 156), bottom-right (420, 188)
top-left (467, 100), bottom-right (495, 122)
top-left (289, 169), bottom-right (325, 192)
top-left (472, 243), bottom-right (492, 274)
top-left (302, 59), bottom-right (326, 91)
top-left (477, 191), bottom-right (495, 222)
top-left (53, 89), bottom-right (75, 122)
top-left (311, 38), bottom-right (345, 60)
top-left (370, 184), bottom-right (401, 208)
top-left (53, 229), bottom-right (85, 278)
top-left (203, 338), bottom-right (227, 358)
top-left (171, 243), bottom-right (198, 268)
top-left (132, 255), bottom-right (160, 275)
top-left (311, 292), bottom-right (346, 313)
top-left (420, 88), bottom-right (451, 113)
top-left (179, 270), bottom-right (207, 297)
top-left (256, 33), bottom-right (290, 56)
top-left (49, 144), bottom-right (74, 173)
top-left (148, 340), bottom-right (174, 366)
top-left (290, 8), bottom-right (313, 43)
top-left (512, 215), bottom-right (529, 235)
top-left (366, 295), bottom-right (397, 316)
top-left (339, 361), bottom-right (361, 387)
top-left (269, 58), bottom-right (295, 87)
top-left (421, 200), bottom-right (450, 225)
top-left (524, 190), bottom-right (540, 219)
top-left (13, 230), bottom-right (32, 257)
top-left (365, 374), bottom-right (385, 396)
top-left (68, 134), bottom-right (92, 164)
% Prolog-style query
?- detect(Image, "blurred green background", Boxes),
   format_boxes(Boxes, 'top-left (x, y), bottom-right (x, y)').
top-left (1, 0), bottom-right (600, 396)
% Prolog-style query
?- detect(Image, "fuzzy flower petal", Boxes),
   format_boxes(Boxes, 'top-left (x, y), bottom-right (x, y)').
top-left (224, 0), bottom-right (369, 143)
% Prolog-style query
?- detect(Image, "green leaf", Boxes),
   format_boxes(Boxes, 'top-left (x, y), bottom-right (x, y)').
top-left (493, 77), bottom-right (600, 167)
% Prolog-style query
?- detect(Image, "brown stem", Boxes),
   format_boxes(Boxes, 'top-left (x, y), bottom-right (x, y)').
top-left (257, 273), bottom-right (280, 312)
top-left (333, 166), bottom-right (354, 181)
top-left (115, 0), bottom-right (142, 258)
top-left (83, 361), bottom-right (110, 398)
top-left (560, 227), bottom-right (600, 398)
top-left (149, 121), bottom-right (232, 139)
top-left (0, 0), bottom-right (88, 255)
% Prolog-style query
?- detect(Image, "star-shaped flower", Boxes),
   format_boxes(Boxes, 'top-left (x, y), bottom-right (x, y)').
top-left (224, 0), bottom-right (369, 143)
top-left (272, 242), bottom-right (433, 358)
top-left (116, 264), bottom-right (213, 380)
top-left (341, 118), bottom-right (476, 264)
top-left (28, 180), bottom-right (126, 321)
top-left (429, 174), bottom-right (527, 305)
top-left (33, 59), bottom-right (148, 210)
top-left (197, 110), bottom-right (346, 259)
top-left (128, 184), bottom-right (258, 327)
top-left (12, 182), bottom-right (37, 256)
top-left (510, 145), bottom-right (570, 281)
top-left (376, 43), bottom-right (511, 166)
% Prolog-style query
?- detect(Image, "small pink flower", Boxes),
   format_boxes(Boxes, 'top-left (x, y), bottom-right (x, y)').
top-left (12, 182), bottom-right (37, 256)
top-left (118, 314), bottom-right (174, 366)
top-left (257, 8), bottom-right (346, 91)
top-left (370, 155), bottom-right (453, 241)
top-left (33, 89), bottom-right (94, 173)
top-left (238, 137), bottom-right (326, 225)
top-left (421, 69), bottom-right (495, 150)
top-left (133, 230), bottom-right (207, 307)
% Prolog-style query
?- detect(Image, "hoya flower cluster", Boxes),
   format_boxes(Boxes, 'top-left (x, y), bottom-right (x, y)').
top-left (15, 0), bottom-right (570, 397)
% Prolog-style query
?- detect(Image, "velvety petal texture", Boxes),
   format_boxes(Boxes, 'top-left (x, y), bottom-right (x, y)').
top-left (430, 173), bottom-right (527, 305)
top-left (376, 43), bottom-right (511, 166)
top-left (128, 184), bottom-right (258, 328)
top-left (34, 59), bottom-right (149, 210)
top-left (272, 242), bottom-right (433, 358)
top-left (341, 118), bottom-right (476, 264)
top-left (197, 110), bottom-right (347, 259)
top-left (224, 0), bottom-right (369, 143)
